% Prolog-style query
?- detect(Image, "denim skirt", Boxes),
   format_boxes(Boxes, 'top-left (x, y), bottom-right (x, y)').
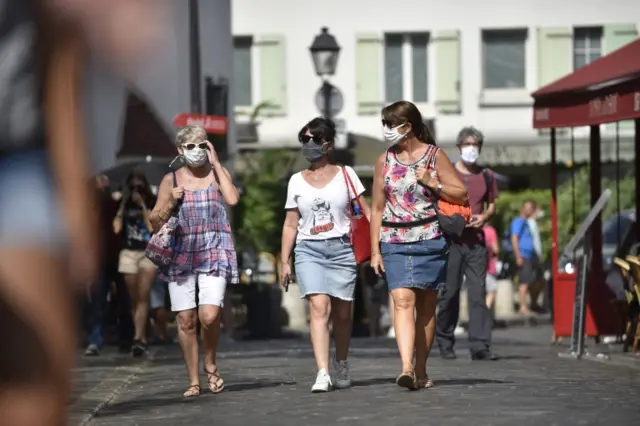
top-left (381, 236), bottom-right (449, 292)
top-left (294, 236), bottom-right (357, 301)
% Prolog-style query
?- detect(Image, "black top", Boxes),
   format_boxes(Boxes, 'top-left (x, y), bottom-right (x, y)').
top-left (121, 196), bottom-right (156, 251)
top-left (0, 0), bottom-right (45, 156)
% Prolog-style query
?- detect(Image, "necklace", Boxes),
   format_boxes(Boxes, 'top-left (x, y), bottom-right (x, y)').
top-left (311, 168), bottom-right (325, 181)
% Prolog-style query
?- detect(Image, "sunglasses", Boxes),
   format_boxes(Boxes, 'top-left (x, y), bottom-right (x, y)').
top-left (182, 142), bottom-right (208, 150)
top-left (299, 134), bottom-right (324, 144)
top-left (382, 119), bottom-right (405, 129)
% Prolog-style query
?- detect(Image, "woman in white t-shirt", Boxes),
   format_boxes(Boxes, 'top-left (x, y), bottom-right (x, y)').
top-left (280, 117), bottom-right (370, 393)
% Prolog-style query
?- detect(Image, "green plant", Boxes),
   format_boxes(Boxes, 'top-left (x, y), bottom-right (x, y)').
top-left (492, 167), bottom-right (636, 262)
top-left (236, 100), bottom-right (275, 122)
top-left (232, 150), bottom-right (296, 253)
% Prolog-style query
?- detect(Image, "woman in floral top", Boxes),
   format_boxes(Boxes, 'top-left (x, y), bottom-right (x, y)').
top-left (370, 101), bottom-right (467, 390)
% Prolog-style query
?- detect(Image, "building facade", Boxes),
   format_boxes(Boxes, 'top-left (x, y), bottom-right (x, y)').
top-left (86, 0), bottom-right (234, 174)
top-left (231, 0), bottom-right (639, 171)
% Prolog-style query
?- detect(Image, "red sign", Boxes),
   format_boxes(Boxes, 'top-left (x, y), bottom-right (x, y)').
top-left (533, 86), bottom-right (640, 129)
top-left (173, 113), bottom-right (228, 134)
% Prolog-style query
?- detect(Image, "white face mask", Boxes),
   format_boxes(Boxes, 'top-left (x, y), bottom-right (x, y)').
top-left (382, 124), bottom-right (407, 146)
top-left (460, 145), bottom-right (479, 164)
top-left (183, 147), bottom-right (208, 167)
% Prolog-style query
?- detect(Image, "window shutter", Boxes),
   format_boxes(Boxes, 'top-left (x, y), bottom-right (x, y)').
top-left (536, 27), bottom-right (572, 88)
top-left (433, 30), bottom-right (461, 114)
top-left (256, 34), bottom-right (287, 116)
top-left (604, 23), bottom-right (638, 54)
top-left (355, 33), bottom-right (383, 115)
top-left (604, 24), bottom-right (638, 130)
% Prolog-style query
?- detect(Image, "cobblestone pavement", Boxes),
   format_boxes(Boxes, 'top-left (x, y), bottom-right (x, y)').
top-left (73, 326), bottom-right (640, 426)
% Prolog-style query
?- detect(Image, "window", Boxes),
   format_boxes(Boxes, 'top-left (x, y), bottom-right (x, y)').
top-left (384, 33), bottom-right (429, 103)
top-left (482, 29), bottom-right (527, 89)
top-left (233, 36), bottom-right (253, 107)
top-left (573, 27), bottom-right (602, 70)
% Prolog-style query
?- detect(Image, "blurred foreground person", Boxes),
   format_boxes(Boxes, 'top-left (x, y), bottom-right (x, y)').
top-left (0, 1), bottom-right (167, 425)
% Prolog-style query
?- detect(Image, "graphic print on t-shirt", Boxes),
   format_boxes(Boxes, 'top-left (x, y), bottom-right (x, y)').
top-left (310, 197), bottom-right (335, 235)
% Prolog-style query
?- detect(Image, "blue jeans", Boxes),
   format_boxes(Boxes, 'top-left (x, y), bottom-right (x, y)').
top-left (87, 264), bottom-right (132, 348)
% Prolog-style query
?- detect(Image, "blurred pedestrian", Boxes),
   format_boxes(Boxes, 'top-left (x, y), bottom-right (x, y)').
top-left (483, 223), bottom-right (500, 311)
top-left (150, 125), bottom-right (239, 397)
top-left (510, 200), bottom-right (544, 316)
top-left (113, 170), bottom-right (157, 356)
top-left (279, 117), bottom-right (370, 393)
top-left (85, 174), bottom-right (125, 355)
top-left (436, 126), bottom-right (499, 361)
top-left (0, 1), bottom-right (168, 424)
top-left (370, 101), bottom-right (467, 390)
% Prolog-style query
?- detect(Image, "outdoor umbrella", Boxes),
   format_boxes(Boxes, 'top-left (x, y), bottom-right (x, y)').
top-left (101, 159), bottom-right (176, 189)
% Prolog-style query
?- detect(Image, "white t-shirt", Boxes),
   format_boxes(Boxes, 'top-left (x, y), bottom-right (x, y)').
top-left (285, 166), bottom-right (365, 242)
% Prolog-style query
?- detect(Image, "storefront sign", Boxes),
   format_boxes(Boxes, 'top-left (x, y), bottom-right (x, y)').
top-left (533, 85), bottom-right (640, 128)
top-left (173, 113), bottom-right (228, 134)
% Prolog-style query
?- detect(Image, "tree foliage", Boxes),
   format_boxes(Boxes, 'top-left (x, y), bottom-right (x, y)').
top-left (233, 150), bottom-right (296, 253)
top-left (492, 167), bottom-right (636, 261)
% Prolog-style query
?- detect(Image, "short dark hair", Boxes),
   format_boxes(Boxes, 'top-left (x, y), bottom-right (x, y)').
top-left (456, 126), bottom-right (484, 146)
top-left (297, 117), bottom-right (336, 144)
top-left (523, 199), bottom-right (537, 208)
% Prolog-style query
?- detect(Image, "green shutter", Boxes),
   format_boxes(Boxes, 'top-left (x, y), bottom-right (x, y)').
top-left (537, 27), bottom-right (572, 88)
top-left (604, 23), bottom-right (638, 54)
top-left (257, 34), bottom-right (287, 116)
top-left (433, 30), bottom-right (461, 114)
top-left (355, 33), bottom-right (383, 115)
top-left (604, 24), bottom-right (638, 130)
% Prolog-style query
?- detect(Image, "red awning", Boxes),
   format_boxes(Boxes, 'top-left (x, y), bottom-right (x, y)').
top-left (532, 39), bottom-right (640, 128)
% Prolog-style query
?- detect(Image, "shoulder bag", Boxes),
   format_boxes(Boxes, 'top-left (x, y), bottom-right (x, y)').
top-left (341, 167), bottom-right (371, 264)
top-left (145, 172), bottom-right (181, 268)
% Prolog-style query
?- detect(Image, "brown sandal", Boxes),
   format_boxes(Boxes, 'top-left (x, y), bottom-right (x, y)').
top-left (183, 384), bottom-right (200, 398)
top-left (416, 376), bottom-right (435, 389)
top-left (204, 366), bottom-right (225, 394)
top-left (396, 371), bottom-right (418, 390)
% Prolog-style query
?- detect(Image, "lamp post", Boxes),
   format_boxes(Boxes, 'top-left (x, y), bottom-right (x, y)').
top-left (309, 27), bottom-right (340, 120)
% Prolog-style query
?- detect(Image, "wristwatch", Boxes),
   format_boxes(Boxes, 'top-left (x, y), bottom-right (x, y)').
top-left (435, 183), bottom-right (443, 196)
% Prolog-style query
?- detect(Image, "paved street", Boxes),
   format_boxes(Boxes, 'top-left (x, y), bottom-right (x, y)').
top-left (72, 326), bottom-right (640, 426)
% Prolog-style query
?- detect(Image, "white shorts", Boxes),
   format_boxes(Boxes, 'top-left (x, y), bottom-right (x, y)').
top-left (486, 274), bottom-right (498, 293)
top-left (168, 274), bottom-right (227, 312)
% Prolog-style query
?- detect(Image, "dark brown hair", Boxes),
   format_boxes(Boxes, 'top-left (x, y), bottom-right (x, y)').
top-left (125, 169), bottom-right (155, 206)
top-left (381, 101), bottom-right (435, 145)
top-left (297, 117), bottom-right (336, 144)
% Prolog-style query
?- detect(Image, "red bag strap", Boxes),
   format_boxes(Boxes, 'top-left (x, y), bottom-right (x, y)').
top-left (341, 166), bottom-right (362, 209)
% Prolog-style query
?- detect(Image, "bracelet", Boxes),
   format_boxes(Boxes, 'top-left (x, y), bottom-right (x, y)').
top-left (371, 252), bottom-right (381, 256)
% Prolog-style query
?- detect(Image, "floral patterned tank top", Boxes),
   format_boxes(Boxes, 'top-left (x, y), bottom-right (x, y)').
top-left (380, 145), bottom-right (441, 243)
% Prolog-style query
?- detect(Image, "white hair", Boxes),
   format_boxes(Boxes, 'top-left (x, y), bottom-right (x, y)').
top-left (174, 125), bottom-right (207, 147)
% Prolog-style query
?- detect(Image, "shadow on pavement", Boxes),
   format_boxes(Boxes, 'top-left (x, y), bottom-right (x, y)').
top-left (97, 380), bottom-right (296, 418)
top-left (351, 377), bottom-right (511, 388)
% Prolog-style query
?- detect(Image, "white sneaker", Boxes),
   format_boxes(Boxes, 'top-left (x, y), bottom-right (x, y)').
top-left (311, 368), bottom-right (332, 393)
top-left (332, 358), bottom-right (352, 389)
top-left (387, 326), bottom-right (395, 338)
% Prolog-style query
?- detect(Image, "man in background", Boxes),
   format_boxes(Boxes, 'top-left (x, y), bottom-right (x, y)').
top-left (510, 200), bottom-right (544, 316)
top-left (436, 126), bottom-right (499, 361)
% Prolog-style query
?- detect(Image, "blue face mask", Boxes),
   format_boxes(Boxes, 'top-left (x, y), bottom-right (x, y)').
top-left (301, 142), bottom-right (326, 163)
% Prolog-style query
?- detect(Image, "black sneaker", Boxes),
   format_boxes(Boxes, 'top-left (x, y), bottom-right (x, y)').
top-left (439, 347), bottom-right (457, 360)
top-left (470, 350), bottom-right (499, 361)
top-left (132, 340), bottom-right (148, 357)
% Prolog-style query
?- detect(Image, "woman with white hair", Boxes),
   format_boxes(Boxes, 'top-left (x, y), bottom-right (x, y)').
top-left (150, 125), bottom-right (239, 397)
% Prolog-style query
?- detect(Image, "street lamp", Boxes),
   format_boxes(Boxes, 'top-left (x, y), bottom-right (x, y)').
top-left (309, 27), bottom-right (341, 77)
top-left (309, 27), bottom-right (340, 120)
